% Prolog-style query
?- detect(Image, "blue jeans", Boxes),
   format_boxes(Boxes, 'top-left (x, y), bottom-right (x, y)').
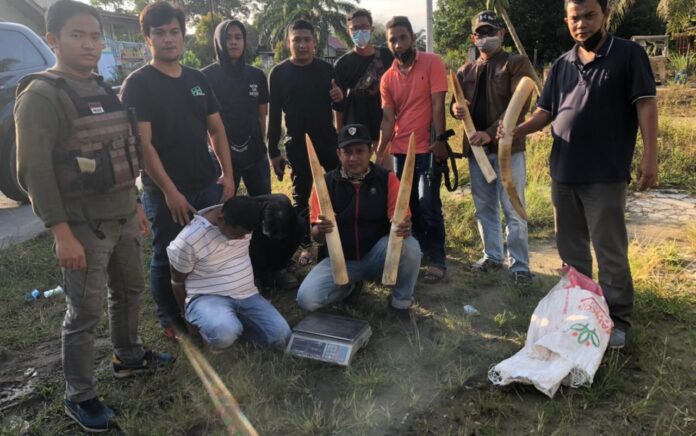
top-left (186, 293), bottom-right (291, 349)
top-left (235, 156), bottom-right (271, 196)
top-left (142, 182), bottom-right (222, 327)
top-left (393, 153), bottom-right (446, 269)
top-left (469, 151), bottom-right (529, 273)
top-left (297, 235), bottom-right (421, 310)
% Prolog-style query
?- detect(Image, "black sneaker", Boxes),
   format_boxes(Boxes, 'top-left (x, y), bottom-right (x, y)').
top-left (64, 396), bottom-right (114, 433)
top-left (472, 257), bottom-right (503, 272)
top-left (511, 270), bottom-right (534, 284)
top-left (112, 349), bottom-right (176, 379)
top-left (343, 281), bottom-right (365, 305)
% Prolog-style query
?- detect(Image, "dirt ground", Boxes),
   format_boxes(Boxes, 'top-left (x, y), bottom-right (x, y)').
top-left (1, 188), bottom-right (694, 435)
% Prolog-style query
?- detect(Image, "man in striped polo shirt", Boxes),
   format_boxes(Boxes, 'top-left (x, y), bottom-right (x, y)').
top-left (167, 196), bottom-right (291, 351)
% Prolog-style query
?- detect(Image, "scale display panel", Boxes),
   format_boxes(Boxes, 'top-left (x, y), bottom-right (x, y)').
top-left (287, 313), bottom-right (372, 366)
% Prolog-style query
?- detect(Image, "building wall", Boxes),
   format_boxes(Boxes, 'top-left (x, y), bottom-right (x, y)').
top-left (0, 0), bottom-right (45, 34)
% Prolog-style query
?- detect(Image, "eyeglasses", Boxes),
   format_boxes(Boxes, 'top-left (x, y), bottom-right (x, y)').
top-left (473, 27), bottom-right (498, 38)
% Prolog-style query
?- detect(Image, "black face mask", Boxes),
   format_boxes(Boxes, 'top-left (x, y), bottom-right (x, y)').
top-left (395, 47), bottom-right (414, 64)
top-left (579, 29), bottom-right (603, 52)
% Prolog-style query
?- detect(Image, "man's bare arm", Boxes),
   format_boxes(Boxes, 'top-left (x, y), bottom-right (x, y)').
top-left (207, 112), bottom-right (235, 201)
top-left (635, 97), bottom-right (658, 191)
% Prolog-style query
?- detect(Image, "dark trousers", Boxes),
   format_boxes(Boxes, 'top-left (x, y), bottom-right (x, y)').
top-left (394, 152), bottom-right (447, 269)
top-left (234, 156), bottom-right (271, 197)
top-left (142, 182), bottom-right (222, 328)
top-left (552, 180), bottom-right (634, 331)
top-left (285, 132), bottom-right (339, 246)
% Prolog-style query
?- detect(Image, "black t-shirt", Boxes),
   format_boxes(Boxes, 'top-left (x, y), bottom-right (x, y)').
top-left (201, 62), bottom-right (269, 169)
top-left (538, 36), bottom-right (656, 183)
top-left (471, 63), bottom-right (488, 132)
top-left (120, 65), bottom-right (220, 192)
top-left (334, 47), bottom-right (394, 140)
top-left (267, 58), bottom-right (338, 157)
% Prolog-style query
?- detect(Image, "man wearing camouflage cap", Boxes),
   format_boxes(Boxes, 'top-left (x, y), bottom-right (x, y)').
top-left (451, 10), bottom-right (536, 284)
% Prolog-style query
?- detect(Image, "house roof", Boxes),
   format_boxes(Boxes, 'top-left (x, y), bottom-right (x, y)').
top-left (327, 35), bottom-right (347, 50)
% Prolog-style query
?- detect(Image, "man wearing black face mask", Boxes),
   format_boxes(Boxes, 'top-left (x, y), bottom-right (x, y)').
top-left (378, 16), bottom-right (449, 283)
top-left (499, 0), bottom-right (658, 350)
top-left (451, 11), bottom-right (535, 284)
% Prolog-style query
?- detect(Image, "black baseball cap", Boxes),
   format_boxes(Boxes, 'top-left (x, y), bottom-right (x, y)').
top-left (337, 124), bottom-right (372, 149)
top-left (471, 11), bottom-right (501, 33)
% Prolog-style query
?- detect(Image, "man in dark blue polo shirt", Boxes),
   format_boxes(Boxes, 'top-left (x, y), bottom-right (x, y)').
top-left (502, 0), bottom-right (658, 349)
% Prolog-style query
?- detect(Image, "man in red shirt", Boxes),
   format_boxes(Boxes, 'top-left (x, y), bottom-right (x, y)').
top-left (377, 16), bottom-right (449, 283)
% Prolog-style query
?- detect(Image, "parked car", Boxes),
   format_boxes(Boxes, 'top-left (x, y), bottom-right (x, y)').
top-left (0, 22), bottom-right (55, 202)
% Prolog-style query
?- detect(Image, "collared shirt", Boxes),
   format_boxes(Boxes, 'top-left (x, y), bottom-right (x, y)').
top-left (167, 205), bottom-right (258, 304)
top-left (380, 51), bottom-right (448, 154)
top-left (538, 35), bottom-right (656, 183)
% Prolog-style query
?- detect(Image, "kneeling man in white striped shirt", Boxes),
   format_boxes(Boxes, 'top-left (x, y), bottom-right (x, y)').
top-left (167, 196), bottom-right (291, 351)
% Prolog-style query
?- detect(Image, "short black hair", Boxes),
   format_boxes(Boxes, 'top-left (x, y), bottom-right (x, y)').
top-left (348, 9), bottom-right (373, 25)
top-left (386, 16), bottom-right (414, 35)
top-left (140, 1), bottom-right (186, 37)
top-left (254, 194), bottom-right (299, 239)
top-left (45, 0), bottom-right (102, 35)
top-left (222, 196), bottom-right (261, 231)
top-left (287, 19), bottom-right (315, 39)
top-left (564, 0), bottom-right (608, 13)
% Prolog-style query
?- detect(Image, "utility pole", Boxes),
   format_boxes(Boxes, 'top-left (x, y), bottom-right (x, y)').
top-left (426, 0), bottom-right (434, 52)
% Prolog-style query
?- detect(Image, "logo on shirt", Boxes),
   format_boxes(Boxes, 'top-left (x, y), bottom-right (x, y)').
top-left (190, 86), bottom-right (205, 97)
top-left (88, 102), bottom-right (104, 114)
top-left (249, 84), bottom-right (259, 97)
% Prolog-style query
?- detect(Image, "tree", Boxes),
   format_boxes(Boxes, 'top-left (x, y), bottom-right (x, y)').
top-left (657, 0), bottom-right (696, 34)
top-left (434, 0), bottom-right (570, 68)
top-left (254, 0), bottom-right (358, 56)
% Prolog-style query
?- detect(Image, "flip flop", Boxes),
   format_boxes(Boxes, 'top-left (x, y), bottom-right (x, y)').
top-left (423, 265), bottom-right (446, 284)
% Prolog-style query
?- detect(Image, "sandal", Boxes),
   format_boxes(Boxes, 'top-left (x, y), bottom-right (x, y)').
top-left (297, 249), bottom-right (315, 266)
top-left (423, 265), bottom-right (446, 284)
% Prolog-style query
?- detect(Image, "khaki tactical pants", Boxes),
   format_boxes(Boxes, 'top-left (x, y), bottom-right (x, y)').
top-left (62, 213), bottom-right (145, 401)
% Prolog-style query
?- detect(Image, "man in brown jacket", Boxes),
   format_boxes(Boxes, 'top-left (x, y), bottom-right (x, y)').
top-left (452, 11), bottom-right (535, 283)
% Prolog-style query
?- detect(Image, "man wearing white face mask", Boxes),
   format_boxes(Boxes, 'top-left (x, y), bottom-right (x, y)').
top-left (451, 11), bottom-right (535, 284)
top-left (334, 9), bottom-right (394, 149)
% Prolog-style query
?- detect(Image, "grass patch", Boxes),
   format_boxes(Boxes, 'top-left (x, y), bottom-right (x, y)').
top-left (1, 86), bottom-right (695, 434)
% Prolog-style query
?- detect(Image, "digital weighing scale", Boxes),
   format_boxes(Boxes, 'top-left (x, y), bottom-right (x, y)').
top-left (286, 313), bottom-right (372, 366)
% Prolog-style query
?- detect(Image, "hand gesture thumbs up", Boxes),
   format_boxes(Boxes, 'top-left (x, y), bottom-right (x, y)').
top-left (329, 78), bottom-right (343, 103)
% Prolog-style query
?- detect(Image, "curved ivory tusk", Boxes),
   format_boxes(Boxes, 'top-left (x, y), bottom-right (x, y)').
top-left (449, 70), bottom-right (497, 184)
top-left (382, 132), bottom-right (416, 285)
top-left (305, 134), bottom-right (349, 285)
top-left (500, 76), bottom-right (535, 221)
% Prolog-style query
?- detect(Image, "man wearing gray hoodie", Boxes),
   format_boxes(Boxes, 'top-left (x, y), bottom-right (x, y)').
top-left (202, 20), bottom-right (271, 196)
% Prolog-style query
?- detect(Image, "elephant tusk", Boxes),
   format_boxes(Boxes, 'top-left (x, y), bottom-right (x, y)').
top-left (449, 70), bottom-right (497, 184)
top-left (382, 132), bottom-right (416, 286)
top-left (306, 134), bottom-right (350, 285)
top-left (500, 76), bottom-right (535, 221)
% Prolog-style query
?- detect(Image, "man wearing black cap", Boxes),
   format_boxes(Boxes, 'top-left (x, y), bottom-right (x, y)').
top-left (296, 124), bottom-right (421, 316)
top-left (451, 11), bottom-right (535, 284)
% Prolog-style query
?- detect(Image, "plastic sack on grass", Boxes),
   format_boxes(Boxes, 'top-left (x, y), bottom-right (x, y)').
top-left (488, 266), bottom-right (613, 398)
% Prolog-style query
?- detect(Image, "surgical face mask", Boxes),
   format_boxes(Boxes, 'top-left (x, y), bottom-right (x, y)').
top-left (351, 29), bottom-right (371, 49)
top-left (474, 36), bottom-right (501, 54)
top-left (579, 29), bottom-right (603, 51)
top-left (395, 47), bottom-right (414, 64)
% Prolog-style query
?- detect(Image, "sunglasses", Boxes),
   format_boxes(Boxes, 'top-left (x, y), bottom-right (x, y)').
top-left (473, 27), bottom-right (498, 37)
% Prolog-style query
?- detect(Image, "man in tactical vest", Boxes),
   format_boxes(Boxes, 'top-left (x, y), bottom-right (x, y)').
top-left (15, 1), bottom-right (173, 432)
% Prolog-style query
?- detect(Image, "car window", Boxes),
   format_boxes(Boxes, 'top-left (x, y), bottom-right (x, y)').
top-left (0, 30), bottom-right (46, 73)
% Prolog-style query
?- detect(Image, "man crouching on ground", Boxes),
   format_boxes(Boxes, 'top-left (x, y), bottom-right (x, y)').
top-left (167, 196), bottom-right (291, 351)
top-left (296, 124), bottom-right (421, 321)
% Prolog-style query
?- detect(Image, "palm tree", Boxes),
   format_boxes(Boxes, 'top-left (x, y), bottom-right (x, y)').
top-left (607, 0), bottom-right (637, 32)
top-left (657, 0), bottom-right (696, 33)
top-left (255, 0), bottom-right (358, 56)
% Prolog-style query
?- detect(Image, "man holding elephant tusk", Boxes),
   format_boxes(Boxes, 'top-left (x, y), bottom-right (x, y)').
top-left (451, 10), bottom-right (535, 284)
